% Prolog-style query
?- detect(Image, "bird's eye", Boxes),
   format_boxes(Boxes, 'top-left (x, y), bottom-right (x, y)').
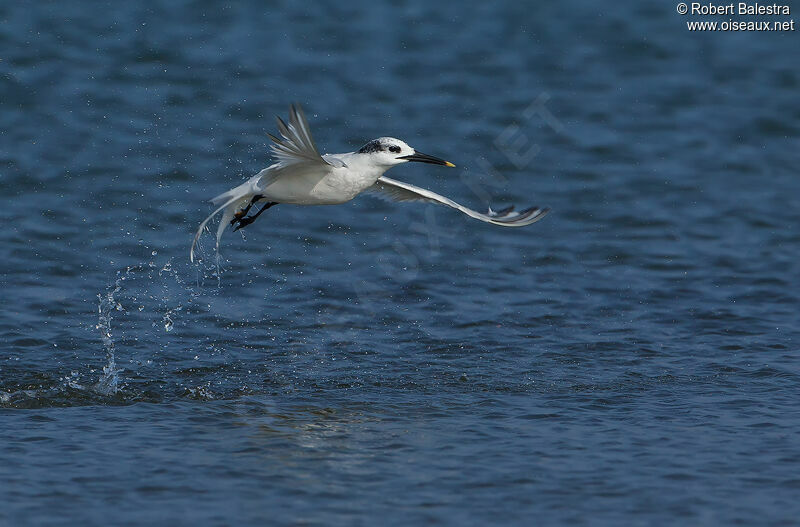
top-left (388, 145), bottom-right (401, 153)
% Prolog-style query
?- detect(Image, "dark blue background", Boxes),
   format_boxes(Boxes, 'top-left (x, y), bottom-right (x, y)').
top-left (2, 1), bottom-right (799, 525)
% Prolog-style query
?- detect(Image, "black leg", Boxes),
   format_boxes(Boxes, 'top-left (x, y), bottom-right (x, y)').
top-left (232, 201), bottom-right (278, 231)
top-left (231, 194), bottom-right (265, 225)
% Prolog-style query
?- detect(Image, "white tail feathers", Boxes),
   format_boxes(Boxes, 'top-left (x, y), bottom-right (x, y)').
top-left (190, 181), bottom-right (258, 263)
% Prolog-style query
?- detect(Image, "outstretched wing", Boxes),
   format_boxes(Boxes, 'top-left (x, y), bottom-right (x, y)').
top-left (367, 176), bottom-right (550, 227)
top-left (267, 104), bottom-right (330, 168)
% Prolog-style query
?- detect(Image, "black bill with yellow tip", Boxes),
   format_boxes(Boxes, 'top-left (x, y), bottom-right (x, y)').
top-left (398, 152), bottom-right (456, 167)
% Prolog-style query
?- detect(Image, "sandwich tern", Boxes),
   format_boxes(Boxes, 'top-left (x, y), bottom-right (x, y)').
top-left (190, 104), bottom-right (549, 262)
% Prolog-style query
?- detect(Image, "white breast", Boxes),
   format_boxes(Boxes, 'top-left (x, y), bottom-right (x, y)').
top-left (260, 161), bottom-right (383, 205)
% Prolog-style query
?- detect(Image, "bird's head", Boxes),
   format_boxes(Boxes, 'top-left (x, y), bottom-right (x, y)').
top-left (357, 137), bottom-right (455, 168)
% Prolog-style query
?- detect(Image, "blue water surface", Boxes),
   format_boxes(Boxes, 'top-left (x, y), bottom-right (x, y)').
top-left (2, 1), bottom-right (799, 525)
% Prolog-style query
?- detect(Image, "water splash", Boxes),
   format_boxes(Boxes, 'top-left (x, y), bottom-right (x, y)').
top-left (95, 262), bottom-right (153, 394)
top-left (190, 232), bottom-right (225, 287)
top-left (157, 258), bottom-right (192, 333)
top-left (94, 250), bottom-right (209, 395)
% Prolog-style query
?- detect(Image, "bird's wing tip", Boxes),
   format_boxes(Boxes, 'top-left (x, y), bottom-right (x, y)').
top-left (484, 204), bottom-right (550, 226)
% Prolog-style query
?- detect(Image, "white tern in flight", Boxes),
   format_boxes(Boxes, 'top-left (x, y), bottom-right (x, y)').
top-left (190, 104), bottom-right (549, 262)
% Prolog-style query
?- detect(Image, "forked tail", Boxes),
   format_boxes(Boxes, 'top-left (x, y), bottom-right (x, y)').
top-left (190, 182), bottom-right (255, 262)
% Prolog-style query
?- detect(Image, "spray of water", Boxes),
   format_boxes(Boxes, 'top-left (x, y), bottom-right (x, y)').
top-left (94, 260), bottom-right (154, 394)
top-left (94, 250), bottom-right (210, 396)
